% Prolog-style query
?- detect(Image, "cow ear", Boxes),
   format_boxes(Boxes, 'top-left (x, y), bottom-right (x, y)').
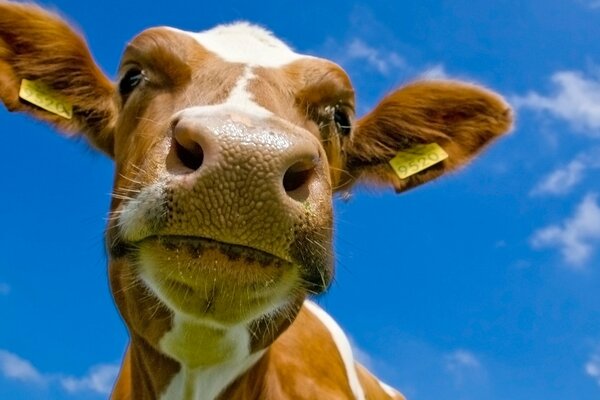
top-left (340, 80), bottom-right (513, 193)
top-left (0, 3), bottom-right (117, 157)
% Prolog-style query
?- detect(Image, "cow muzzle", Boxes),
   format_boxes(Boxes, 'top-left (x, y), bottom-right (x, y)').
top-left (109, 108), bottom-right (334, 323)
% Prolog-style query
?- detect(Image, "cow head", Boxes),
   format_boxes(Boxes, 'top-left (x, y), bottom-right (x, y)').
top-left (0, 3), bottom-right (512, 369)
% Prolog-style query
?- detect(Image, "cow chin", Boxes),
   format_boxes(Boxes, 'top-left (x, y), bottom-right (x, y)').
top-left (135, 236), bottom-right (302, 325)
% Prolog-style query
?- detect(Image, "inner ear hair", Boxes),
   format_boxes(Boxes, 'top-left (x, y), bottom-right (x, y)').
top-left (340, 80), bottom-right (513, 193)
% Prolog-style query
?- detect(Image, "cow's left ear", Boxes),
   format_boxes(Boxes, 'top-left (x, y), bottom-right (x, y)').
top-left (340, 80), bottom-right (513, 193)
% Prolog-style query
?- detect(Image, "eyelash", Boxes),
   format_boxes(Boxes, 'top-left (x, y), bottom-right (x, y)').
top-left (322, 104), bottom-right (352, 137)
top-left (333, 106), bottom-right (352, 136)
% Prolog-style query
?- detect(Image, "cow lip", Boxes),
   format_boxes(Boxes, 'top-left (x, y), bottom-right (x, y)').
top-left (132, 234), bottom-right (301, 322)
top-left (138, 235), bottom-right (292, 265)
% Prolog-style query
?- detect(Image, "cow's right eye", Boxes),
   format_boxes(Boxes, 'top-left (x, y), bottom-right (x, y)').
top-left (119, 68), bottom-right (145, 96)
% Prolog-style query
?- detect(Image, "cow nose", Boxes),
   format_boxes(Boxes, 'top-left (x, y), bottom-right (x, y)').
top-left (166, 115), bottom-right (321, 202)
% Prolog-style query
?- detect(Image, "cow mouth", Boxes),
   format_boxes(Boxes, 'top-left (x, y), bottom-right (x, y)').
top-left (133, 235), bottom-right (300, 323)
top-left (145, 235), bottom-right (291, 266)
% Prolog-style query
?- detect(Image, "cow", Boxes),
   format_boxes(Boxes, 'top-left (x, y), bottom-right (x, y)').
top-left (0, 2), bottom-right (512, 399)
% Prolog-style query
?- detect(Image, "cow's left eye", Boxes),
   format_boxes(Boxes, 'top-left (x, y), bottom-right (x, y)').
top-left (333, 107), bottom-right (352, 136)
top-left (119, 68), bottom-right (146, 96)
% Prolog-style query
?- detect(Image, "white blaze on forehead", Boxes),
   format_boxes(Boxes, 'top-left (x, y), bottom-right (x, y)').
top-left (167, 64), bottom-right (272, 133)
top-left (167, 23), bottom-right (307, 119)
top-left (223, 66), bottom-right (272, 118)
top-left (172, 22), bottom-right (305, 67)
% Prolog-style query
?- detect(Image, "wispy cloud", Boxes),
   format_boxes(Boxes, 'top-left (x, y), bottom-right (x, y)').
top-left (0, 348), bottom-right (118, 396)
top-left (60, 363), bottom-right (119, 395)
top-left (0, 282), bottom-right (10, 295)
top-left (530, 193), bottom-right (600, 267)
top-left (0, 349), bottom-right (45, 384)
top-left (321, 36), bottom-right (406, 76)
top-left (443, 349), bottom-right (485, 385)
top-left (420, 64), bottom-right (450, 80)
top-left (316, 5), bottom-right (408, 78)
top-left (586, 347), bottom-right (600, 386)
top-left (530, 148), bottom-right (600, 196)
top-left (346, 38), bottom-right (406, 75)
top-left (512, 71), bottom-right (600, 136)
top-left (531, 159), bottom-right (586, 196)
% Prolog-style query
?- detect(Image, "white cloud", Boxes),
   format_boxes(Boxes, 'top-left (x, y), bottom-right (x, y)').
top-left (0, 282), bottom-right (10, 295)
top-left (60, 363), bottom-right (119, 395)
top-left (323, 37), bottom-right (406, 76)
top-left (531, 193), bottom-right (600, 267)
top-left (0, 348), bottom-right (118, 396)
top-left (585, 347), bottom-right (600, 386)
top-left (531, 159), bottom-right (586, 196)
top-left (512, 71), bottom-right (600, 136)
top-left (420, 64), bottom-right (450, 80)
top-left (0, 349), bottom-right (45, 384)
top-left (346, 38), bottom-right (406, 75)
top-left (444, 349), bottom-right (481, 371)
top-left (531, 148), bottom-right (600, 196)
top-left (316, 5), bottom-right (407, 77)
top-left (443, 349), bottom-right (485, 386)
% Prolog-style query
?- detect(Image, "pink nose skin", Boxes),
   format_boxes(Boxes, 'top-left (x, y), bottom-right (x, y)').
top-left (166, 112), bottom-right (323, 204)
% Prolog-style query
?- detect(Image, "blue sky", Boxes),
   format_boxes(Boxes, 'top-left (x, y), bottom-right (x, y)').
top-left (1, 0), bottom-right (600, 399)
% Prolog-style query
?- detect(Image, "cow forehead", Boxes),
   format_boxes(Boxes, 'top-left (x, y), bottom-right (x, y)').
top-left (123, 23), bottom-right (354, 100)
top-left (168, 23), bottom-right (307, 67)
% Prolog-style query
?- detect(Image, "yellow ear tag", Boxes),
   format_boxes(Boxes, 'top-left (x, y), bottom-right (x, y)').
top-left (389, 143), bottom-right (448, 179)
top-left (19, 79), bottom-right (73, 120)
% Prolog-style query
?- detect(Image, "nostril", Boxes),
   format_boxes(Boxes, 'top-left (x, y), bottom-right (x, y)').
top-left (283, 160), bottom-right (316, 193)
top-left (166, 119), bottom-right (207, 174)
top-left (174, 138), bottom-right (204, 171)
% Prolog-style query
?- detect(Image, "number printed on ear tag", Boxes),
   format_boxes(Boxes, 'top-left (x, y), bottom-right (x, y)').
top-left (19, 79), bottom-right (73, 120)
top-left (389, 143), bottom-right (448, 179)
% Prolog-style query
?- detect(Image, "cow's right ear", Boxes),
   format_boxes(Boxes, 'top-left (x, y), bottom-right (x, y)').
top-left (0, 2), bottom-right (117, 157)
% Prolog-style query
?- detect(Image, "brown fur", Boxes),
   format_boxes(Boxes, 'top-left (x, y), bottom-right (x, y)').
top-left (0, 2), bottom-right (117, 155)
top-left (0, 3), bottom-right (512, 399)
top-left (109, 307), bottom-right (406, 399)
top-left (343, 81), bottom-right (513, 192)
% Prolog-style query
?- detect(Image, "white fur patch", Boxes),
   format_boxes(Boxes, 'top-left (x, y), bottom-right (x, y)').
top-left (172, 23), bottom-right (304, 67)
top-left (304, 301), bottom-right (366, 400)
top-left (165, 23), bottom-right (309, 125)
top-left (160, 351), bottom-right (265, 400)
top-left (222, 65), bottom-right (272, 118)
top-left (138, 262), bottom-right (295, 400)
top-left (158, 313), bottom-right (262, 400)
top-left (169, 65), bottom-right (272, 121)
top-left (117, 182), bottom-right (167, 243)
top-left (379, 380), bottom-right (402, 398)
